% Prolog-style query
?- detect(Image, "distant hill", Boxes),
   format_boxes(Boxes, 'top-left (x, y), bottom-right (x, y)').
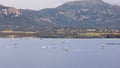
top-left (0, 0), bottom-right (120, 31)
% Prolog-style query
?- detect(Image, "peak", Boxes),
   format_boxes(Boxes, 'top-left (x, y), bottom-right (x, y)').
top-left (84, 0), bottom-right (102, 1)
top-left (83, 0), bottom-right (104, 3)
top-left (60, 0), bottom-right (105, 6)
top-left (57, 0), bottom-right (109, 9)
top-left (64, 0), bottom-right (104, 4)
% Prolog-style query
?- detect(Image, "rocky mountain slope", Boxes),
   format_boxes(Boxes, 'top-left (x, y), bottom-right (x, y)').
top-left (0, 0), bottom-right (120, 31)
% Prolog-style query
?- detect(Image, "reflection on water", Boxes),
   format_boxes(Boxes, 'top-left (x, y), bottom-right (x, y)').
top-left (0, 38), bottom-right (120, 68)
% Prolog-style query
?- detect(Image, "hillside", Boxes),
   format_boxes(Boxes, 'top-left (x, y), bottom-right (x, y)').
top-left (0, 0), bottom-right (120, 31)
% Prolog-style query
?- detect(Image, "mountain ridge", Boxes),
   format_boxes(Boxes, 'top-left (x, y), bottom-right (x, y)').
top-left (0, 0), bottom-right (120, 31)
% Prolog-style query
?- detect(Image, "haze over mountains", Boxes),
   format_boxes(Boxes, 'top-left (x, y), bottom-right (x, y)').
top-left (0, 0), bottom-right (120, 31)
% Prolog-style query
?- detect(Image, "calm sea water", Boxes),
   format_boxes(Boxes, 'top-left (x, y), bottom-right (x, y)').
top-left (0, 38), bottom-right (120, 68)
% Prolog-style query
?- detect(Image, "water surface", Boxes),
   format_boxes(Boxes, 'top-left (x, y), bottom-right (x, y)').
top-left (0, 38), bottom-right (120, 68)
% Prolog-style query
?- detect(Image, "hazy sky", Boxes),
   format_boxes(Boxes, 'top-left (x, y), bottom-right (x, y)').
top-left (0, 0), bottom-right (120, 10)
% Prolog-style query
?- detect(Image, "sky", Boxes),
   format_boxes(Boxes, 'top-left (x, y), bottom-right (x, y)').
top-left (0, 0), bottom-right (120, 10)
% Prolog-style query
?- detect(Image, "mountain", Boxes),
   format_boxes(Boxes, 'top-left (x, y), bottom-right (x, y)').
top-left (0, 0), bottom-right (120, 31)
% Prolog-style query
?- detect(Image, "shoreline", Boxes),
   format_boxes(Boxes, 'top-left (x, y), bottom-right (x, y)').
top-left (0, 31), bottom-right (120, 38)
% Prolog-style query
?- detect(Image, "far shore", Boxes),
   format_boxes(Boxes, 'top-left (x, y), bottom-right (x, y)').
top-left (0, 30), bottom-right (120, 38)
